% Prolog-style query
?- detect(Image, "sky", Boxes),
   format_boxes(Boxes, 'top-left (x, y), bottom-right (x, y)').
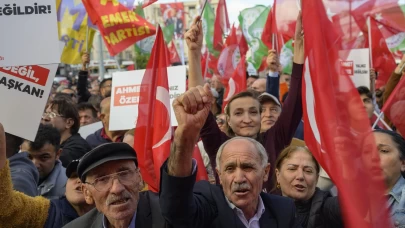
top-left (148, 0), bottom-right (273, 26)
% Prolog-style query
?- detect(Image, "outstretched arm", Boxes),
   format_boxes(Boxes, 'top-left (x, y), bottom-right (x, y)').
top-left (0, 123), bottom-right (50, 228)
top-left (186, 17), bottom-right (204, 88)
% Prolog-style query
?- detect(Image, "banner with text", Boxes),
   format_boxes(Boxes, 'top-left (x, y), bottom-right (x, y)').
top-left (339, 48), bottom-right (370, 88)
top-left (0, 0), bottom-right (60, 67)
top-left (83, 0), bottom-right (156, 56)
top-left (0, 64), bottom-right (58, 140)
top-left (110, 66), bottom-right (186, 131)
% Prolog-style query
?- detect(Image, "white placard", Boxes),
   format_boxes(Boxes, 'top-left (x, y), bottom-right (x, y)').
top-left (339, 48), bottom-right (370, 88)
top-left (79, 121), bottom-right (103, 139)
top-left (0, 0), bottom-right (60, 67)
top-left (109, 66), bottom-right (186, 131)
top-left (0, 64), bottom-right (58, 140)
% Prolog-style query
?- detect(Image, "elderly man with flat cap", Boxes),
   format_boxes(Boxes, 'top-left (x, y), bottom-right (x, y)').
top-left (63, 143), bottom-right (166, 228)
top-left (159, 83), bottom-right (298, 228)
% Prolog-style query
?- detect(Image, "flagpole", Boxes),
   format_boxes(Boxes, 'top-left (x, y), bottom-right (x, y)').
top-left (367, 17), bottom-right (373, 68)
top-left (86, 26), bottom-right (89, 53)
top-left (272, 33), bottom-right (275, 50)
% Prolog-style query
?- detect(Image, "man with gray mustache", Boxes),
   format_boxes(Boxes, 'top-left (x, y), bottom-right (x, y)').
top-left (160, 84), bottom-right (299, 227)
top-left (63, 143), bottom-right (166, 228)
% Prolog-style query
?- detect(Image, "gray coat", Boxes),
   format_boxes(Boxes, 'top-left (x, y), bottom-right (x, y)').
top-left (38, 160), bottom-right (67, 200)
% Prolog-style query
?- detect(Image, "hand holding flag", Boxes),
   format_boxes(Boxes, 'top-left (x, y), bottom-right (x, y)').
top-left (185, 16), bottom-right (204, 52)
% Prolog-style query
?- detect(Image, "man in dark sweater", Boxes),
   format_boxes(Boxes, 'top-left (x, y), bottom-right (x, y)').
top-left (42, 95), bottom-right (91, 167)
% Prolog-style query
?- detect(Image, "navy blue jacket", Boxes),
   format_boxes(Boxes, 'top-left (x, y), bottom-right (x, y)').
top-left (44, 196), bottom-right (80, 228)
top-left (86, 128), bottom-right (111, 149)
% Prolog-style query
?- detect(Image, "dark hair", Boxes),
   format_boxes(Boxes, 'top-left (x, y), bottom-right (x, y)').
top-left (77, 102), bottom-right (98, 118)
top-left (357, 86), bottom-right (372, 100)
top-left (273, 146), bottom-right (321, 192)
top-left (224, 90), bottom-right (261, 137)
top-left (373, 129), bottom-right (405, 159)
top-left (49, 96), bottom-right (80, 134)
top-left (88, 95), bottom-right (103, 112)
top-left (29, 124), bottom-right (61, 152)
top-left (99, 78), bottom-right (112, 91)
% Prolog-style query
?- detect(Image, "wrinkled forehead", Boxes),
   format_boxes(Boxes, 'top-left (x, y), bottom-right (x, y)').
top-left (86, 160), bottom-right (136, 181)
top-left (221, 140), bottom-right (261, 163)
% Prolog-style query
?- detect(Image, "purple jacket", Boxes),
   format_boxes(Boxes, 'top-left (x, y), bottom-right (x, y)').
top-left (200, 63), bottom-right (304, 192)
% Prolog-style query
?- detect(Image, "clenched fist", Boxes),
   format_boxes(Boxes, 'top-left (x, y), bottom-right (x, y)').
top-left (173, 84), bottom-right (213, 134)
top-left (266, 50), bottom-right (280, 72)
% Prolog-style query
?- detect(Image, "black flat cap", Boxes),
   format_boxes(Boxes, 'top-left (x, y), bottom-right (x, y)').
top-left (77, 143), bottom-right (138, 182)
top-left (66, 159), bottom-right (80, 178)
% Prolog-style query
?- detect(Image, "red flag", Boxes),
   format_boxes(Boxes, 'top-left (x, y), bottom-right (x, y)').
top-left (302, 0), bottom-right (391, 227)
top-left (217, 45), bottom-right (240, 83)
top-left (168, 41), bottom-right (181, 64)
top-left (222, 55), bottom-right (246, 111)
top-left (142, 0), bottom-right (158, 8)
top-left (82, 0), bottom-right (156, 56)
top-left (213, 0), bottom-right (230, 52)
top-left (262, 6), bottom-right (284, 51)
top-left (382, 77), bottom-right (405, 135)
top-left (226, 25), bottom-right (238, 47)
top-left (274, 0), bottom-right (298, 40)
top-left (237, 26), bottom-right (249, 57)
top-left (369, 17), bottom-right (397, 88)
top-left (133, 26), bottom-right (171, 193)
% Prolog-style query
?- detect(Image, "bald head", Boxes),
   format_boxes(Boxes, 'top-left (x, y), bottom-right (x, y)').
top-left (100, 97), bottom-right (111, 115)
top-left (251, 78), bottom-right (266, 93)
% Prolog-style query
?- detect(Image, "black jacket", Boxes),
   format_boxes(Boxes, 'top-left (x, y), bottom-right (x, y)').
top-left (60, 133), bottom-right (91, 167)
top-left (77, 70), bottom-right (91, 103)
top-left (159, 162), bottom-right (298, 228)
top-left (62, 191), bottom-right (167, 228)
top-left (302, 188), bottom-right (342, 228)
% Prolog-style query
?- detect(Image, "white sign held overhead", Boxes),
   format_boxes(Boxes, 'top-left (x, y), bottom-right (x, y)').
top-left (339, 48), bottom-right (370, 88)
top-left (0, 64), bottom-right (58, 140)
top-left (109, 66), bottom-right (186, 131)
top-left (0, 0), bottom-right (60, 67)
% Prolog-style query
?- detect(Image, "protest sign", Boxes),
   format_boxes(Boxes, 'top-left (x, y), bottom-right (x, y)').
top-left (109, 66), bottom-right (186, 131)
top-left (339, 48), bottom-right (370, 88)
top-left (79, 121), bottom-right (103, 139)
top-left (0, 0), bottom-right (60, 67)
top-left (0, 64), bottom-right (58, 140)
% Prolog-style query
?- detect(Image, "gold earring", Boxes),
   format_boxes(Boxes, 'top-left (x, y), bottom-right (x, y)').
top-left (276, 182), bottom-right (281, 189)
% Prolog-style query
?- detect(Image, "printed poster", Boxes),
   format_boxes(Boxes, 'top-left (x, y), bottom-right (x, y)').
top-left (0, 0), bottom-right (60, 67)
top-left (109, 66), bottom-right (186, 131)
top-left (0, 64), bottom-right (58, 140)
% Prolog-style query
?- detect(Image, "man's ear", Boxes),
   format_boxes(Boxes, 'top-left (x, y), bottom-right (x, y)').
top-left (263, 163), bottom-right (271, 182)
top-left (55, 148), bottom-right (62, 160)
top-left (82, 185), bottom-right (94, 205)
top-left (215, 168), bottom-right (222, 185)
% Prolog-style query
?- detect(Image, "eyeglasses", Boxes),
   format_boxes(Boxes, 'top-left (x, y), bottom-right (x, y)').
top-left (85, 169), bottom-right (138, 192)
top-left (216, 118), bottom-right (225, 125)
top-left (42, 112), bottom-right (64, 119)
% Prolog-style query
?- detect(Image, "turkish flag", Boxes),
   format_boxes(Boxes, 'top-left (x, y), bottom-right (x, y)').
top-left (237, 26), bottom-right (249, 57)
top-left (222, 55), bottom-right (246, 111)
top-left (302, 0), bottom-right (391, 227)
top-left (369, 17), bottom-right (397, 88)
top-left (82, 0), bottom-right (156, 56)
top-left (168, 41), bottom-right (181, 64)
top-left (133, 26), bottom-right (171, 193)
top-left (226, 25), bottom-right (238, 47)
top-left (382, 76), bottom-right (405, 136)
top-left (213, 0), bottom-right (230, 52)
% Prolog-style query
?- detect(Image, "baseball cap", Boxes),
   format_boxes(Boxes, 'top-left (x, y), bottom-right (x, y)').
top-left (66, 159), bottom-right (80, 178)
top-left (77, 143), bottom-right (138, 182)
top-left (258, 92), bottom-right (282, 107)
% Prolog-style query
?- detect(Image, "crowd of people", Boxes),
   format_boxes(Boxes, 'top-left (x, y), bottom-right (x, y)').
top-left (0, 13), bottom-right (404, 228)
